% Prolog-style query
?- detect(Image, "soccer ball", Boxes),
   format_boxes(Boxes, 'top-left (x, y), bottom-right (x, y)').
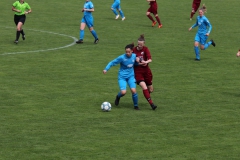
top-left (101, 102), bottom-right (111, 111)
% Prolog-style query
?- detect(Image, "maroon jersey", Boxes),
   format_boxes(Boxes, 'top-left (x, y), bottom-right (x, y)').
top-left (133, 46), bottom-right (153, 84)
top-left (133, 46), bottom-right (152, 70)
top-left (193, 0), bottom-right (201, 4)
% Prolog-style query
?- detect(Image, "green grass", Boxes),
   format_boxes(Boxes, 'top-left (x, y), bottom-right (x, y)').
top-left (0, 0), bottom-right (240, 159)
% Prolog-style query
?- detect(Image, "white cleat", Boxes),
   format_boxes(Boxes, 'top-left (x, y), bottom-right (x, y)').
top-left (122, 17), bottom-right (125, 21)
top-left (115, 15), bottom-right (119, 19)
top-left (190, 18), bottom-right (192, 21)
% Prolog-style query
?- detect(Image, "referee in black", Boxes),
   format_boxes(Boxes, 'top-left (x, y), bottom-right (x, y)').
top-left (12, 0), bottom-right (32, 44)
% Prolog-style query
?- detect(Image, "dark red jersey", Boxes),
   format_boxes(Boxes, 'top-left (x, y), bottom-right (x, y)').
top-left (193, 0), bottom-right (201, 4)
top-left (133, 46), bottom-right (152, 70)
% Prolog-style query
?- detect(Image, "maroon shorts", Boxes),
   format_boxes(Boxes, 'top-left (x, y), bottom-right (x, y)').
top-left (135, 69), bottom-right (153, 86)
top-left (192, 3), bottom-right (201, 12)
top-left (147, 6), bottom-right (158, 14)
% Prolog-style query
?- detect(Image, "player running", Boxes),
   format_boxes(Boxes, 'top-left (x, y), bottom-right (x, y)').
top-left (103, 44), bottom-right (139, 110)
top-left (76, 0), bottom-right (99, 44)
top-left (189, 8), bottom-right (215, 61)
top-left (133, 34), bottom-right (157, 110)
top-left (111, 0), bottom-right (125, 21)
top-left (12, 0), bottom-right (32, 44)
top-left (146, 0), bottom-right (162, 28)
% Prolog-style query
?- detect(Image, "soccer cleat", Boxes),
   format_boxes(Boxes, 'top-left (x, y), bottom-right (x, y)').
top-left (134, 106), bottom-right (140, 110)
top-left (195, 58), bottom-right (200, 61)
top-left (158, 24), bottom-right (163, 28)
top-left (14, 40), bottom-right (18, 44)
top-left (190, 18), bottom-right (192, 21)
top-left (115, 95), bottom-right (120, 106)
top-left (115, 15), bottom-right (119, 19)
top-left (211, 39), bottom-right (216, 47)
top-left (151, 103), bottom-right (157, 110)
top-left (122, 17), bottom-right (125, 21)
top-left (22, 34), bottom-right (25, 40)
top-left (152, 21), bottom-right (157, 27)
top-left (94, 38), bottom-right (99, 44)
top-left (76, 39), bottom-right (83, 44)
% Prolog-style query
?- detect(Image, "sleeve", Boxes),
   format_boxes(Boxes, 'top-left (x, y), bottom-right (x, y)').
top-left (89, 2), bottom-right (94, 9)
top-left (104, 56), bottom-right (123, 71)
top-left (26, 3), bottom-right (31, 10)
top-left (144, 48), bottom-right (152, 60)
top-left (191, 19), bottom-right (198, 28)
top-left (205, 18), bottom-right (212, 34)
top-left (12, 1), bottom-right (17, 7)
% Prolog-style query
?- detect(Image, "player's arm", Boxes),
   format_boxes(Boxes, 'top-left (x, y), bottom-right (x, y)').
top-left (139, 48), bottom-right (152, 65)
top-left (103, 56), bottom-right (122, 73)
top-left (25, 5), bottom-right (32, 14)
top-left (147, 0), bottom-right (155, 2)
top-left (83, 8), bottom-right (94, 12)
top-left (205, 19), bottom-right (212, 36)
top-left (12, 6), bottom-right (21, 13)
top-left (189, 19), bottom-right (198, 31)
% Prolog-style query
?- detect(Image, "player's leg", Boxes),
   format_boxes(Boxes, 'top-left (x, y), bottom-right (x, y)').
top-left (128, 76), bottom-right (139, 110)
top-left (87, 17), bottom-right (99, 44)
top-left (117, 5), bottom-right (125, 20)
top-left (111, 2), bottom-right (119, 19)
top-left (115, 79), bottom-right (127, 106)
top-left (144, 70), bottom-right (157, 110)
top-left (190, 2), bottom-right (196, 20)
top-left (76, 18), bottom-right (86, 43)
top-left (194, 33), bottom-right (201, 60)
top-left (200, 35), bottom-right (215, 50)
top-left (15, 22), bottom-right (24, 43)
top-left (153, 12), bottom-right (162, 28)
top-left (146, 7), bottom-right (156, 26)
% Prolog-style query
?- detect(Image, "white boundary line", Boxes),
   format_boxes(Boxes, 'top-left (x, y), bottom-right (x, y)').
top-left (1, 27), bottom-right (78, 56)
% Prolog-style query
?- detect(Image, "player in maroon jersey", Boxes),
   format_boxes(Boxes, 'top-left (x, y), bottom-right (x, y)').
top-left (190, 0), bottom-right (202, 20)
top-left (146, 0), bottom-right (162, 28)
top-left (133, 34), bottom-right (157, 110)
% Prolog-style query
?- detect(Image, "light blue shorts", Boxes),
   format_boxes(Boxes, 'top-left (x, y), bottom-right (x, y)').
top-left (118, 76), bottom-right (136, 91)
top-left (111, 2), bottom-right (121, 10)
top-left (81, 16), bottom-right (94, 28)
top-left (194, 32), bottom-right (208, 45)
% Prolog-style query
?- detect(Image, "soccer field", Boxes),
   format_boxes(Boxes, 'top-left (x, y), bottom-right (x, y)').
top-left (0, 0), bottom-right (240, 159)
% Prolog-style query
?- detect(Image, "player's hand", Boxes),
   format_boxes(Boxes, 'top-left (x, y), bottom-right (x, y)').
top-left (24, 11), bottom-right (29, 14)
top-left (188, 27), bottom-right (192, 31)
top-left (206, 33), bottom-right (210, 36)
top-left (81, 9), bottom-right (84, 12)
top-left (103, 70), bottom-right (107, 74)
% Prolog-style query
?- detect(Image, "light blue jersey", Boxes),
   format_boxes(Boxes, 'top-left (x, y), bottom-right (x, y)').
top-left (83, 1), bottom-right (94, 17)
top-left (104, 53), bottom-right (136, 80)
top-left (114, 0), bottom-right (120, 3)
top-left (191, 15), bottom-right (212, 35)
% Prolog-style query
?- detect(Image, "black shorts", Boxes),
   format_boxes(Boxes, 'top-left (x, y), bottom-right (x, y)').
top-left (14, 14), bottom-right (26, 25)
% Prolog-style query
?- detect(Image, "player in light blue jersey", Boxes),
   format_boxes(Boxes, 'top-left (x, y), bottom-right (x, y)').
top-left (189, 8), bottom-right (215, 61)
top-left (76, 0), bottom-right (99, 44)
top-left (103, 44), bottom-right (140, 110)
top-left (111, 0), bottom-right (125, 21)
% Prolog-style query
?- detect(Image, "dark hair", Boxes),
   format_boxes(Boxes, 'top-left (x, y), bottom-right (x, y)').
top-left (138, 34), bottom-right (145, 42)
top-left (125, 43), bottom-right (134, 50)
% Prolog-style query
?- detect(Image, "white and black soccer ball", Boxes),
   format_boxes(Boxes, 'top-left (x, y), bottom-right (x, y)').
top-left (101, 102), bottom-right (111, 112)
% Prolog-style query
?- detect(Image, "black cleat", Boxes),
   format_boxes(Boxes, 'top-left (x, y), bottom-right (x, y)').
top-left (22, 34), bottom-right (25, 40)
top-left (211, 39), bottom-right (216, 47)
top-left (94, 38), bottom-right (99, 44)
top-left (76, 39), bottom-right (83, 44)
top-left (151, 103), bottom-right (157, 110)
top-left (195, 58), bottom-right (200, 61)
top-left (134, 106), bottom-right (140, 110)
top-left (115, 95), bottom-right (120, 106)
top-left (14, 40), bottom-right (18, 44)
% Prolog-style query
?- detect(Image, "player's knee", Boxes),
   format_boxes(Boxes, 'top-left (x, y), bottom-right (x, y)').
top-left (200, 46), bottom-right (205, 50)
top-left (89, 27), bottom-right (94, 31)
top-left (146, 12), bottom-right (150, 16)
top-left (121, 90), bottom-right (127, 95)
top-left (111, 8), bottom-right (114, 10)
top-left (154, 14), bottom-right (158, 17)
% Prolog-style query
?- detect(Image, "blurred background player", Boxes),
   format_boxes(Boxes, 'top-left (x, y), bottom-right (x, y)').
top-left (236, 49), bottom-right (240, 57)
top-left (190, 0), bottom-right (206, 20)
top-left (133, 34), bottom-right (157, 110)
top-left (111, 0), bottom-right (125, 21)
top-left (76, 0), bottom-right (99, 44)
top-left (146, 0), bottom-right (162, 28)
top-left (12, 0), bottom-right (32, 44)
top-left (103, 43), bottom-right (139, 110)
top-left (189, 8), bottom-right (215, 61)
